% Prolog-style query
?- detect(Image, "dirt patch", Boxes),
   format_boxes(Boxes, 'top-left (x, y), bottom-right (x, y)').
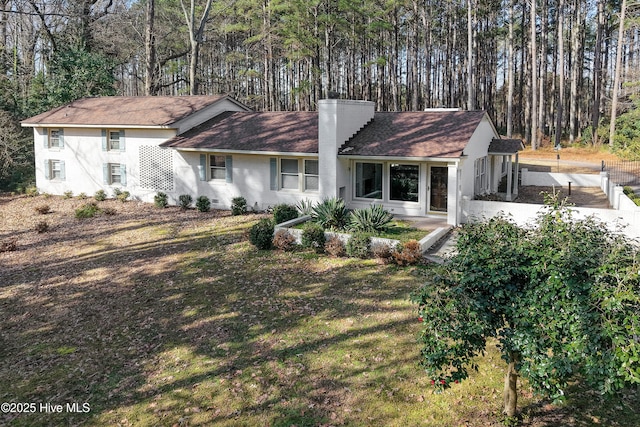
top-left (514, 186), bottom-right (610, 208)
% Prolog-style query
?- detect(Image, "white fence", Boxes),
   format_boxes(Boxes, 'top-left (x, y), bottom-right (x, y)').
top-left (463, 170), bottom-right (640, 239)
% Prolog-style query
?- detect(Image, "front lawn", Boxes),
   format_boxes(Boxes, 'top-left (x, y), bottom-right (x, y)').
top-left (0, 195), bottom-right (638, 426)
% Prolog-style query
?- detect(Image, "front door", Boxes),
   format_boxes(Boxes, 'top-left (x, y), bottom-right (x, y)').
top-left (429, 166), bottom-right (448, 212)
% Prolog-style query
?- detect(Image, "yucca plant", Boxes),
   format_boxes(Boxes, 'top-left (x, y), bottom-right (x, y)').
top-left (348, 204), bottom-right (394, 234)
top-left (296, 198), bottom-right (316, 216)
top-left (311, 197), bottom-right (349, 231)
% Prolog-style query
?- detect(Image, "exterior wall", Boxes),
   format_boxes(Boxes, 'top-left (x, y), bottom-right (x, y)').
top-left (521, 169), bottom-right (602, 187)
top-left (318, 99), bottom-right (375, 199)
top-left (173, 151), bottom-right (322, 211)
top-left (34, 127), bottom-right (176, 199)
top-left (459, 116), bottom-right (498, 198)
top-left (462, 196), bottom-right (640, 239)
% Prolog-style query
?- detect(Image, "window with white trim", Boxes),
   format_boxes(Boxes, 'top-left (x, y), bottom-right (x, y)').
top-left (355, 162), bottom-right (383, 199)
top-left (304, 160), bottom-right (319, 191)
top-left (280, 159), bottom-right (299, 190)
top-left (45, 159), bottom-right (65, 180)
top-left (102, 129), bottom-right (125, 151)
top-left (108, 130), bottom-right (122, 150)
top-left (103, 163), bottom-right (127, 186)
top-left (390, 164), bottom-right (419, 202)
top-left (210, 155), bottom-right (226, 180)
top-left (474, 156), bottom-right (488, 194)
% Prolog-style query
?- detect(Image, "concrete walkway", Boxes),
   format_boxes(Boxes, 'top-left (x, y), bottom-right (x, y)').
top-left (395, 214), bottom-right (449, 230)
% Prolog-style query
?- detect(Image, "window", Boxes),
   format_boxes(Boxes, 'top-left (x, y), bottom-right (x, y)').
top-left (355, 162), bottom-right (382, 199)
top-left (304, 160), bottom-right (319, 191)
top-left (280, 159), bottom-right (299, 190)
top-left (102, 129), bottom-right (125, 151)
top-left (45, 159), bottom-right (65, 180)
top-left (210, 155), bottom-right (226, 180)
top-left (103, 163), bottom-right (127, 185)
top-left (46, 129), bottom-right (64, 149)
top-left (474, 156), bottom-right (488, 194)
top-left (390, 164), bottom-right (419, 202)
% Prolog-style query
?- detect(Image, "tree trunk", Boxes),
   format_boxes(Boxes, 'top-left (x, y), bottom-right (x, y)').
top-left (555, 0), bottom-right (564, 148)
top-left (503, 354), bottom-right (519, 417)
top-left (530, 0), bottom-right (538, 149)
top-left (145, 0), bottom-right (157, 96)
top-left (609, 0), bottom-right (627, 148)
top-left (592, 0), bottom-right (604, 144)
top-left (507, 0), bottom-right (514, 137)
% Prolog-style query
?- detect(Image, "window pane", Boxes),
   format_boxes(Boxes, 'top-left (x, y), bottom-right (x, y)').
top-left (355, 163), bottom-right (382, 199)
top-left (211, 155), bottom-right (225, 167)
top-left (390, 164), bottom-right (419, 202)
top-left (109, 131), bottom-right (120, 149)
top-left (281, 159), bottom-right (298, 174)
top-left (51, 161), bottom-right (61, 178)
top-left (305, 176), bottom-right (319, 191)
top-left (305, 160), bottom-right (319, 175)
top-left (111, 164), bottom-right (121, 183)
top-left (282, 174), bottom-right (298, 189)
top-left (211, 168), bottom-right (226, 180)
top-left (50, 130), bottom-right (60, 147)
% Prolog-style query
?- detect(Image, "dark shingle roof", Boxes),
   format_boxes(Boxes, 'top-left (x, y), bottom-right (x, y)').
top-left (338, 111), bottom-right (487, 158)
top-left (488, 138), bottom-right (524, 154)
top-left (22, 95), bottom-right (234, 127)
top-left (161, 111), bottom-right (318, 153)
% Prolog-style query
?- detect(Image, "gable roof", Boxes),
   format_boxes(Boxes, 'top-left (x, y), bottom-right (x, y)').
top-left (21, 95), bottom-right (242, 127)
top-left (161, 111), bottom-right (318, 154)
top-left (338, 111), bottom-right (488, 158)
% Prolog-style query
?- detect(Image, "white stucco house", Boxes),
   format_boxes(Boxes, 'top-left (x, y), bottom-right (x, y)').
top-left (22, 95), bottom-right (521, 225)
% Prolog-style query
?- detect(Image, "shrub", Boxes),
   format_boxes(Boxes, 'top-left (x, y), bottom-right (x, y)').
top-left (371, 242), bottom-right (394, 263)
top-left (273, 204), bottom-right (299, 224)
top-left (249, 218), bottom-right (274, 250)
top-left (392, 239), bottom-right (423, 265)
top-left (154, 192), bottom-right (169, 208)
top-left (231, 196), bottom-right (247, 215)
top-left (196, 196), bottom-right (211, 212)
top-left (75, 202), bottom-right (101, 219)
top-left (311, 197), bottom-right (349, 230)
top-left (301, 222), bottom-right (326, 253)
top-left (178, 194), bottom-right (193, 209)
top-left (325, 235), bottom-right (346, 257)
top-left (35, 220), bottom-right (49, 233)
top-left (273, 229), bottom-right (297, 251)
top-left (63, 190), bottom-right (74, 199)
top-left (94, 189), bottom-right (107, 201)
top-left (34, 204), bottom-right (51, 215)
top-left (116, 190), bottom-right (130, 203)
top-left (77, 192), bottom-right (88, 200)
top-left (349, 205), bottom-right (394, 234)
top-left (346, 233), bottom-right (371, 258)
top-left (623, 186), bottom-right (634, 196)
top-left (0, 239), bottom-right (17, 252)
top-left (103, 207), bottom-right (117, 216)
top-left (25, 186), bottom-right (39, 197)
top-left (296, 198), bottom-right (315, 216)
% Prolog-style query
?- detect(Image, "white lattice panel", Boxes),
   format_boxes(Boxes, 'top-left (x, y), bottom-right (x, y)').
top-left (139, 146), bottom-right (174, 191)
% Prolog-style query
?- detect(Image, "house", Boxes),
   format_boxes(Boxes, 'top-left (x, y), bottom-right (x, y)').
top-left (22, 96), bottom-right (520, 225)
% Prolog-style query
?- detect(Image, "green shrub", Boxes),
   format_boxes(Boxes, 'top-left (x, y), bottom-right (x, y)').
top-left (178, 194), bottom-right (193, 209)
top-left (25, 186), bottom-right (38, 197)
top-left (301, 222), bottom-right (326, 253)
top-left (296, 198), bottom-right (315, 216)
top-left (623, 186), bottom-right (634, 196)
top-left (249, 218), bottom-right (274, 250)
top-left (94, 189), bottom-right (107, 201)
top-left (272, 229), bottom-right (297, 251)
top-left (311, 197), bottom-right (349, 231)
top-left (116, 190), bottom-right (130, 203)
top-left (349, 205), bottom-right (394, 234)
top-left (75, 202), bottom-right (101, 219)
top-left (77, 192), bottom-right (88, 200)
top-left (346, 233), bottom-right (371, 259)
top-left (273, 204), bottom-right (299, 224)
top-left (196, 196), bottom-right (211, 212)
top-left (154, 192), bottom-right (169, 208)
top-left (324, 235), bottom-right (346, 257)
top-left (63, 190), bottom-right (74, 199)
top-left (231, 196), bottom-right (247, 215)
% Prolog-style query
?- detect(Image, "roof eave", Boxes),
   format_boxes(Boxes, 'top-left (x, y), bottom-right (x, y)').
top-left (166, 147), bottom-right (318, 157)
top-left (338, 154), bottom-right (462, 163)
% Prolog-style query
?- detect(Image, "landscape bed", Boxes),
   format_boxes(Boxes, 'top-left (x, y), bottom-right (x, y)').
top-left (1, 194), bottom-right (638, 426)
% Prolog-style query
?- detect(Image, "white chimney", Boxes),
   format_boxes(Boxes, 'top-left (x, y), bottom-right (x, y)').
top-left (318, 99), bottom-right (375, 199)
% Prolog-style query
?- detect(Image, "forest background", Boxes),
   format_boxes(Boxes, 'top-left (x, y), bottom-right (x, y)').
top-left (0, 0), bottom-right (639, 190)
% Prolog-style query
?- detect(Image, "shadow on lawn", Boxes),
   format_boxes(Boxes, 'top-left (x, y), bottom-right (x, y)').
top-left (1, 198), bottom-right (638, 426)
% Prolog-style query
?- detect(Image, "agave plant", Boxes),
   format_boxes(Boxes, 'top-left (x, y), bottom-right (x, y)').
top-left (348, 204), bottom-right (394, 234)
top-left (311, 197), bottom-right (349, 231)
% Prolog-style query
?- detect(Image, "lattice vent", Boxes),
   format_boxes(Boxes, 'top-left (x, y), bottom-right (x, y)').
top-left (139, 145), bottom-right (174, 191)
